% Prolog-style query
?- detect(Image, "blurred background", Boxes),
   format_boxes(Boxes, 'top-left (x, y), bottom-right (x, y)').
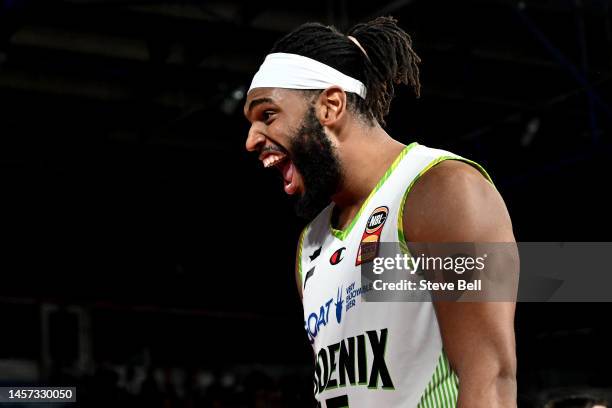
top-left (1, 0), bottom-right (611, 407)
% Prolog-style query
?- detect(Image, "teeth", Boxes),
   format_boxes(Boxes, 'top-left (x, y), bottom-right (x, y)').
top-left (263, 155), bottom-right (286, 168)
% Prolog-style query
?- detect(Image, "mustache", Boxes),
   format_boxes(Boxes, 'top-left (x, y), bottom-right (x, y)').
top-left (259, 144), bottom-right (289, 156)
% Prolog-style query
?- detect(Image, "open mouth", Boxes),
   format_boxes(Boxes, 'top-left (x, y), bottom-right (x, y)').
top-left (260, 151), bottom-right (297, 195)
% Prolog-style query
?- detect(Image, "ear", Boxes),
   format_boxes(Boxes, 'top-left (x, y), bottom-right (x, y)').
top-left (314, 86), bottom-right (347, 127)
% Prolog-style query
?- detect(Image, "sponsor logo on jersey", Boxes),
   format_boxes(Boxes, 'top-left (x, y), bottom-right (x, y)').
top-left (304, 288), bottom-right (344, 344)
top-left (356, 206), bottom-right (389, 265)
top-left (305, 298), bottom-right (333, 344)
top-left (345, 281), bottom-right (372, 312)
top-left (329, 247), bottom-right (346, 265)
top-left (335, 287), bottom-right (344, 324)
top-left (304, 283), bottom-right (372, 344)
top-left (313, 328), bottom-right (394, 396)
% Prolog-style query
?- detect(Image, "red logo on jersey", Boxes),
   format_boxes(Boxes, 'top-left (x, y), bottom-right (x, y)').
top-left (329, 247), bottom-right (346, 265)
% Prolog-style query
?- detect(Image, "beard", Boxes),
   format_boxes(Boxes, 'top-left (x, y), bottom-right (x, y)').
top-left (289, 106), bottom-right (343, 220)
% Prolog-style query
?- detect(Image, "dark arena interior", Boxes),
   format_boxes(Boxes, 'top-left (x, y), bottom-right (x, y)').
top-left (1, 0), bottom-right (611, 407)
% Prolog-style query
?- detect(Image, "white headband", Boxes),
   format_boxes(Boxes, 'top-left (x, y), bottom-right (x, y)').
top-left (248, 52), bottom-right (367, 99)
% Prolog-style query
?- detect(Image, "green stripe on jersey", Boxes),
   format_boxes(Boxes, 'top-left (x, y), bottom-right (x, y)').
top-left (417, 351), bottom-right (459, 408)
top-left (296, 225), bottom-right (309, 288)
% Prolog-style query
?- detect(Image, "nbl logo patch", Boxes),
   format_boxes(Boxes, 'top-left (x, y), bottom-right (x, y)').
top-left (356, 206), bottom-right (388, 266)
top-left (365, 207), bottom-right (388, 233)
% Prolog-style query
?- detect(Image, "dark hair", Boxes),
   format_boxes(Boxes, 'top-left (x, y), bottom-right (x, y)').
top-left (269, 16), bottom-right (421, 126)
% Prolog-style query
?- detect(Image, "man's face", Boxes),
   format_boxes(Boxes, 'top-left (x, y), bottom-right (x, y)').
top-left (244, 88), bottom-right (343, 219)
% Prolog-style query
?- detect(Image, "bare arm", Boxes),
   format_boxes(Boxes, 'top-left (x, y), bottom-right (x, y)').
top-left (403, 160), bottom-right (517, 408)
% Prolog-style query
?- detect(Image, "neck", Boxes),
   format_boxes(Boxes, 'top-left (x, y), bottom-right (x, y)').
top-left (331, 122), bottom-right (406, 222)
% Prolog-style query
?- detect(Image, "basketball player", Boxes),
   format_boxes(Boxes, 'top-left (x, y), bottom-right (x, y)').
top-left (244, 17), bottom-right (517, 407)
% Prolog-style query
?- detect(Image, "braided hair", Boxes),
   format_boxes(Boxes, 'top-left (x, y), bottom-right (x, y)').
top-left (269, 16), bottom-right (421, 126)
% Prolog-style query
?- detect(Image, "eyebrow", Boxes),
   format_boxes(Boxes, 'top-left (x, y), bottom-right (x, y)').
top-left (246, 97), bottom-right (275, 115)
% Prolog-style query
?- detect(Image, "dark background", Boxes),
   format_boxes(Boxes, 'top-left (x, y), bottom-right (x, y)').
top-left (1, 0), bottom-right (611, 407)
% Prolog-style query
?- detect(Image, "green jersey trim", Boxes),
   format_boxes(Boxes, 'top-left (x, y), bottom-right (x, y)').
top-left (397, 156), bottom-right (494, 254)
top-left (329, 142), bottom-right (419, 241)
top-left (296, 225), bottom-right (309, 288)
top-left (417, 351), bottom-right (459, 408)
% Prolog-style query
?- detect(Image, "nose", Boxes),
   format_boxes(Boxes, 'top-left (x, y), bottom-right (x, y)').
top-left (245, 124), bottom-right (266, 152)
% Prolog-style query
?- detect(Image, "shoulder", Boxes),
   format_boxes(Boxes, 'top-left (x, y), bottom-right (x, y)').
top-left (402, 159), bottom-right (514, 242)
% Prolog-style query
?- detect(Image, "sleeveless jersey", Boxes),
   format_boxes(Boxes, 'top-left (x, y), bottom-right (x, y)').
top-left (297, 142), bottom-right (493, 408)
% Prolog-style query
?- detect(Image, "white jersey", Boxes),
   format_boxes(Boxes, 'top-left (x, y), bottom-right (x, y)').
top-left (297, 142), bottom-right (492, 408)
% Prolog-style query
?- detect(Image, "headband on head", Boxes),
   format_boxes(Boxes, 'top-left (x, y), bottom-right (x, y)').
top-left (248, 53), bottom-right (367, 99)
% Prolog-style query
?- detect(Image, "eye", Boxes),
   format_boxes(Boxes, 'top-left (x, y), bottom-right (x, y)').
top-left (262, 110), bottom-right (275, 123)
